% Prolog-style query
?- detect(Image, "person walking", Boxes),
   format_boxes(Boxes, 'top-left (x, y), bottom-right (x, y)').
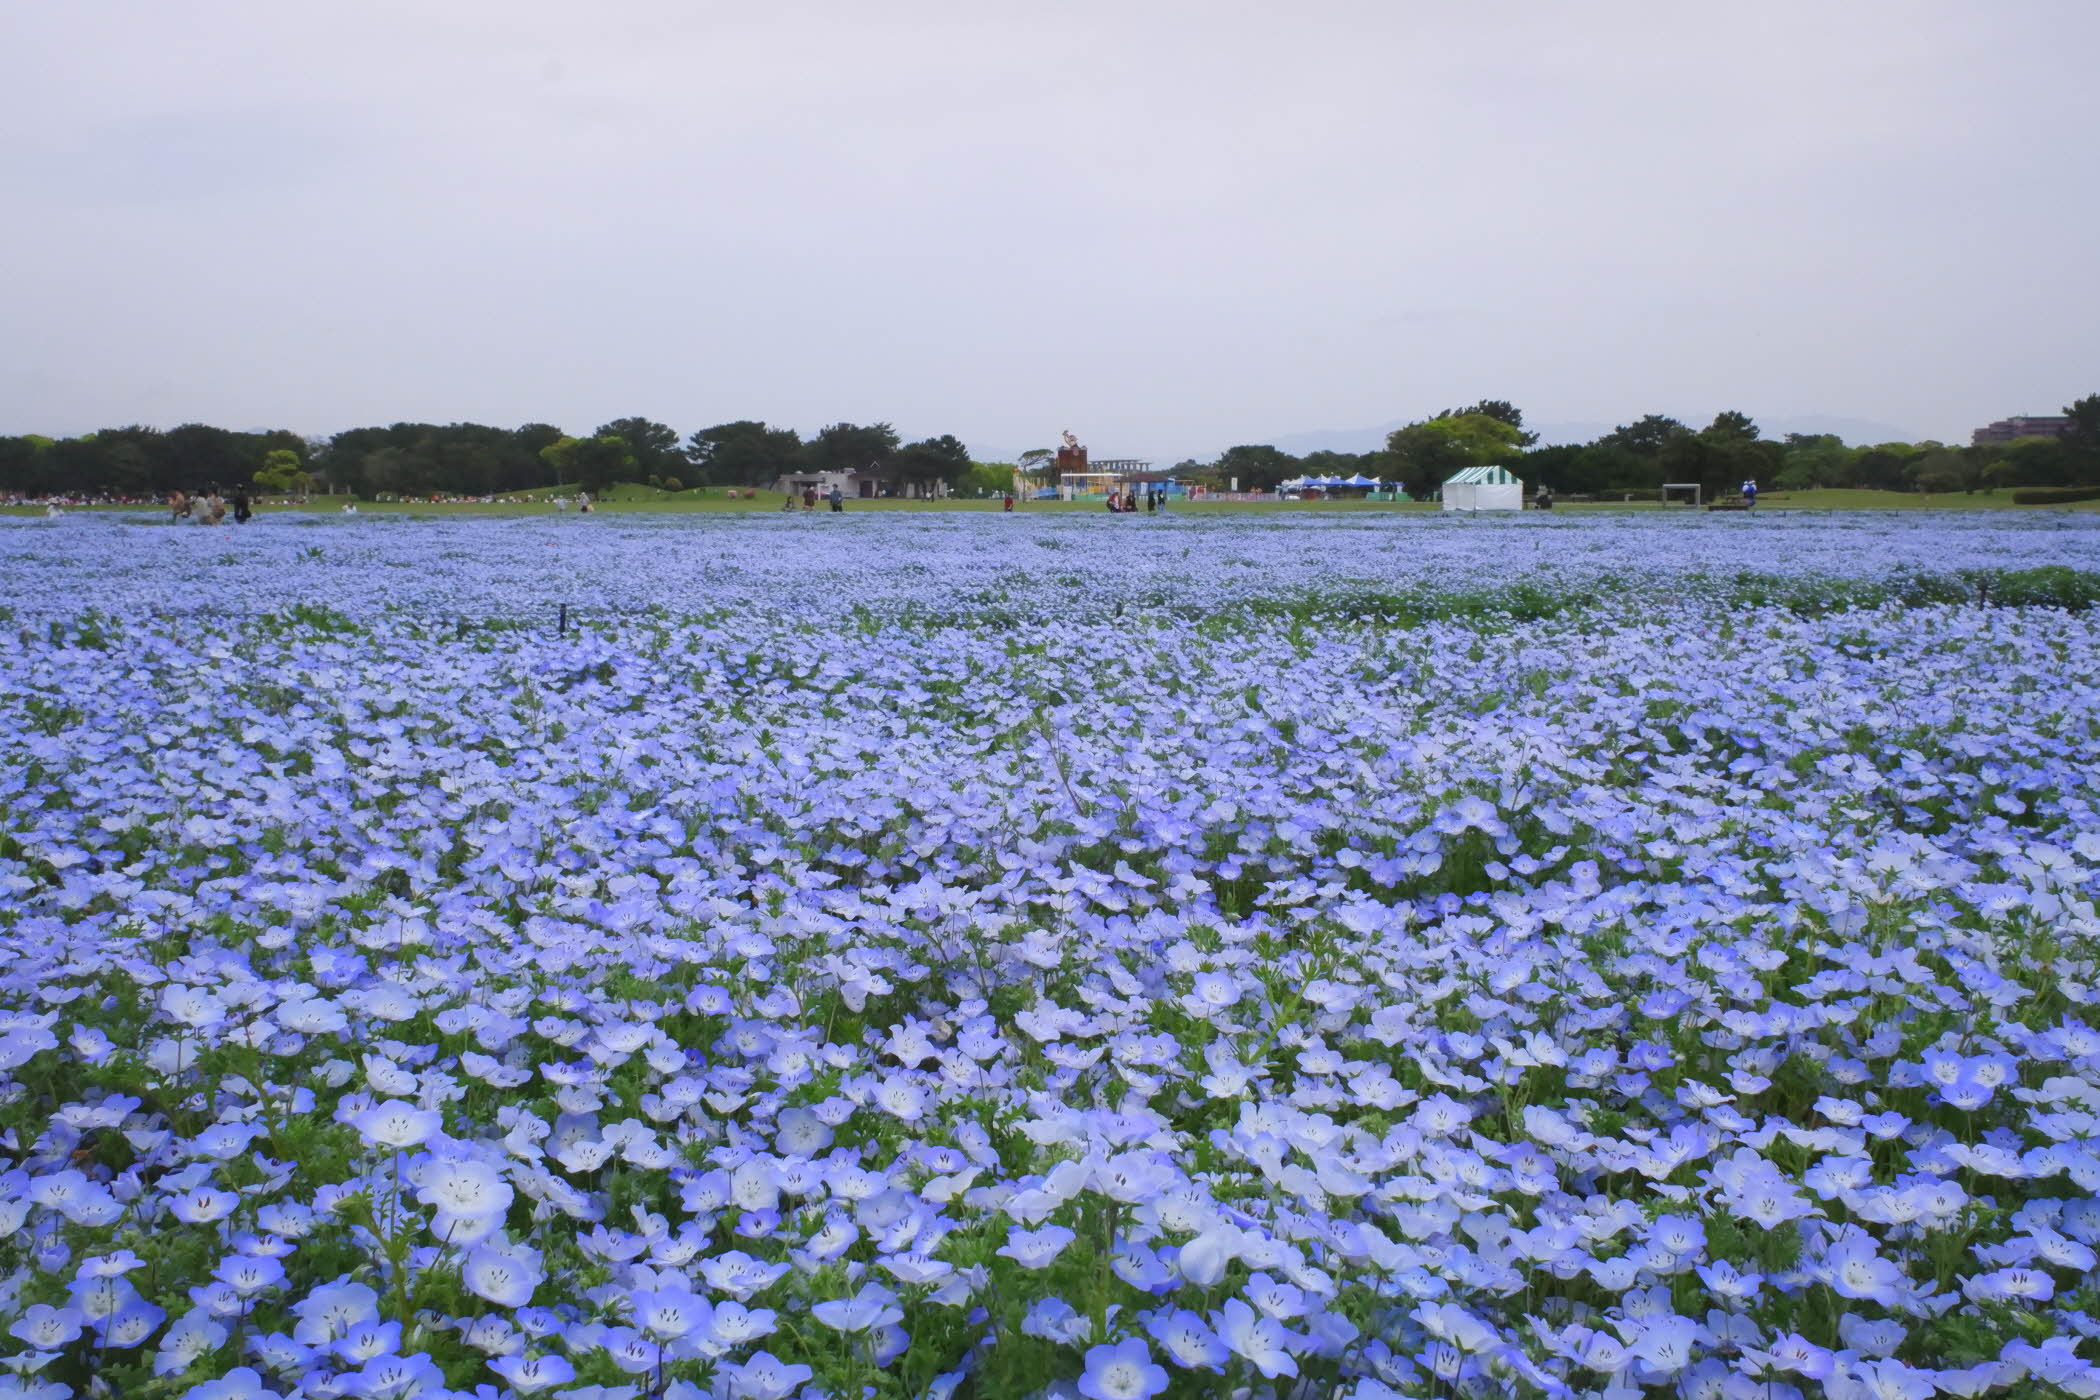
top-left (233, 490), bottom-right (252, 524)
top-left (828, 485), bottom-right (844, 512)
top-left (1741, 479), bottom-right (1757, 509)
top-left (802, 486), bottom-right (818, 512)
top-left (1002, 492), bottom-right (1015, 512)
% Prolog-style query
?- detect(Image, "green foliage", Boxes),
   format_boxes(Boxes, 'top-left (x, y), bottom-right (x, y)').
top-left (686, 420), bottom-right (804, 487)
top-left (2012, 486), bottom-right (2100, 505)
top-left (1014, 447), bottom-right (1055, 484)
top-left (889, 434), bottom-right (973, 494)
top-left (1214, 444), bottom-right (1299, 491)
top-left (538, 434), bottom-right (636, 495)
top-left (2063, 393), bottom-right (2100, 450)
top-left (1385, 412), bottom-right (1524, 493)
top-left (803, 422), bottom-right (900, 480)
top-left (1439, 397), bottom-right (1538, 446)
top-left (1907, 447), bottom-right (1973, 495)
top-left (593, 416), bottom-right (683, 482)
top-left (958, 461), bottom-right (1016, 495)
top-left (1596, 414), bottom-right (1690, 457)
top-left (253, 448), bottom-right (309, 493)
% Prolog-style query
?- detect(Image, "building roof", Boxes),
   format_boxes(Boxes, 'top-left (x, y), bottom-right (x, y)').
top-left (1443, 465), bottom-right (1522, 486)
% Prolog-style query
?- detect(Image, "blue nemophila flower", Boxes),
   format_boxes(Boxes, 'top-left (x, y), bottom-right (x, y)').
top-left (340, 1351), bottom-right (444, 1398)
top-left (1078, 1337), bottom-right (1169, 1400)
top-left (181, 1367), bottom-right (285, 1400)
top-left (7, 515), bottom-right (2100, 1391)
top-left (210, 1253), bottom-right (286, 1297)
top-left (287, 1280), bottom-right (379, 1346)
top-left (812, 1282), bottom-right (902, 1333)
top-left (154, 1308), bottom-right (230, 1375)
top-left (629, 1282), bottom-right (712, 1341)
top-left (8, 1303), bottom-right (85, 1349)
top-left (1144, 1308), bottom-right (1228, 1371)
top-left (345, 1101), bottom-right (440, 1151)
top-left (1215, 1298), bottom-right (1302, 1379)
top-left (714, 1350), bottom-right (813, 1400)
top-left (997, 1223), bottom-right (1076, 1269)
top-left (487, 1351), bottom-right (576, 1394)
top-left (461, 1241), bottom-right (544, 1308)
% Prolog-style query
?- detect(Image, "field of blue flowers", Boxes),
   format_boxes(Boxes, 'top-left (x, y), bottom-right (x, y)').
top-left (4, 511), bottom-right (2100, 1400)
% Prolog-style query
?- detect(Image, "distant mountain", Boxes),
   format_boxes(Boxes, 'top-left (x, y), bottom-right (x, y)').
top-left (1751, 414), bottom-right (1923, 446)
top-left (965, 443), bottom-right (1038, 466)
top-left (1260, 421), bottom-right (1407, 457)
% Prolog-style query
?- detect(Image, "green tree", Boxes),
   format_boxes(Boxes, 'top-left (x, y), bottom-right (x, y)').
top-left (1848, 444), bottom-right (1918, 492)
top-left (1299, 450), bottom-right (1368, 479)
top-left (1439, 399), bottom-right (1538, 447)
top-left (594, 417), bottom-right (682, 483)
top-left (1996, 436), bottom-right (2073, 488)
top-left (1596, 415), bottom-right (1689, 458)
top-left (889, 434), bottom-right (972, 495)
top-left (253, 449), bottom-right (309, 493)
top-left (1168, 458), bottom-right (1221, 489)
top-left (540, 435), bottom-right (635, 495)
top-left (803, 423), bottom-right (900, 485)
top-left (1660, 412), bottom-right (1781, 498)
top-left (1907, 447), bottom-right (1968, 496)
top-left (958, 462), bottom-right (1016, 496)
top-left (1014, 448), bottom-right (1055, 486)
top-left (1520, 443), bottom-right (1585, 494)
top-left (1704, 410), bottom-right (1760, 442)
top-left (161, 423), bottom-right (249, 490)
top-left (2062, 394), bottom-right (2100, 486)
top-left (1383, 414), bottom-right (1523, 494)
top-left (2062, 394), bottom-right (2100, 448)
top-left (1776, 434), bottom-right (1854, 491)
top-left (685, 421), bottom-right (804, 487)
top-left (1214, 444), bottom-right (1300, 492)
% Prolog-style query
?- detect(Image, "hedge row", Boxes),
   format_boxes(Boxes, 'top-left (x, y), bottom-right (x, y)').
top-left (2012, 486), bottom-right (2100, 505)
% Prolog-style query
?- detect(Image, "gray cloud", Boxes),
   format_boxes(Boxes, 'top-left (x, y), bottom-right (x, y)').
top-left (1, 1), bottom-right (2094, 459)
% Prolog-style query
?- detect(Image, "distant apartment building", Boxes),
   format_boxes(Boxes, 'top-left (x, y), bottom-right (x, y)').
top-left (1972, 415), bottom-right (2069, 445)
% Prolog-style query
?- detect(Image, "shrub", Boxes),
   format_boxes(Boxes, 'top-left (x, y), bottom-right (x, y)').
top-left (2013, 486), bottom-right (2100, 505)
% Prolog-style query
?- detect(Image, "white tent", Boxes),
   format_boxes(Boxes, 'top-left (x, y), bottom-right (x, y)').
top-left (1440, 464), bottom-right (1524, 511)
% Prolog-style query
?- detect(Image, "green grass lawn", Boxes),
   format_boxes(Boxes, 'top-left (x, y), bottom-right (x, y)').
top-left (10, 486), bottom-right (2096, 519)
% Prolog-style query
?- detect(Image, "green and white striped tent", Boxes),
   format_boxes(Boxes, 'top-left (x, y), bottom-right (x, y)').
top-left (1441, 464), bottom-right (1524, 512)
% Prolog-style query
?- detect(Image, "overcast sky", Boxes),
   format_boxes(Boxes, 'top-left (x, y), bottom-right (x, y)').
top-left (3, 2), bottom-right (2094, 460)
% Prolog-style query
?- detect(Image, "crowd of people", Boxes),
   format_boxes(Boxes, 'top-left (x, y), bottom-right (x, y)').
top-left (1102, 488), bottom-right (1165, 513)
top-left (2, 491), bottom-right (162, 508)
top-left (782, 486), bottom-right (848, 512)
top-left (165, 489), bottom-right (255, 524)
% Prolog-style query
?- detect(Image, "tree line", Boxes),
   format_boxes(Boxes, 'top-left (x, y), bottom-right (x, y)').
top-left (1187, 395), bottom-right (2100, 498)
top-left (0, 417), bottom-right (1000, 499)
top-left (8, 396), bottom-right (2099, 501)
